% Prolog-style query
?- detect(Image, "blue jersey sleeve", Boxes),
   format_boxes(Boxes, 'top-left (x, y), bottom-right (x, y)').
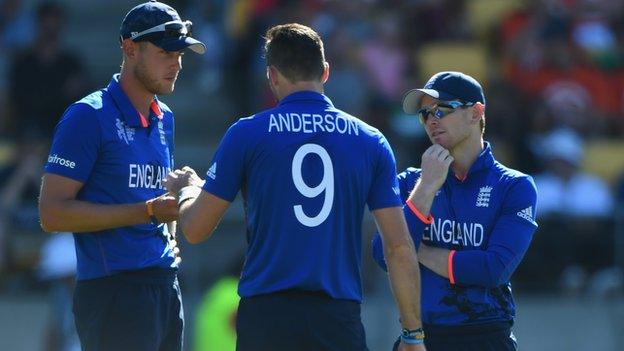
top-left (202, 121), bottom-right (248, 202)
top-left (367, 135), bottom-right (402, 210)
top-left (44, 103), bottom-right (101, 182)
top-left (452, 176), bottom-right (538, 287)
top-left (399, 169), bottom-right (430, 251)
top-left (397, 168), bottom-right (419, 199)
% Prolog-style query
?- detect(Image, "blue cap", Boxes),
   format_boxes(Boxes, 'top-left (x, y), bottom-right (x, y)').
top-left (403, 71), bottom-right (485, 114)
top-left (120, 1), bottom-right (205, 54)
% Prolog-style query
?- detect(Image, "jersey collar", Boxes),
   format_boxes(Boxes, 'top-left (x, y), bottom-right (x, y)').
top-left (107, 74), bottom-right (164, 128)
top-left (278, 91), bottom-right (334, 107)
top-left (451, 141), bottom-right (495, 182)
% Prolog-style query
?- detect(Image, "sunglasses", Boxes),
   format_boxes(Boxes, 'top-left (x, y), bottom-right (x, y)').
top-left (129, 20), bottom-right (193, 41)
top-left (416, 100), bottom-right (475, 124)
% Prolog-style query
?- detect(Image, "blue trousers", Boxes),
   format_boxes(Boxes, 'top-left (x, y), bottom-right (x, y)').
top-left (73, 268), bottom-right (183, 351)
top-left (236, 289), bottom-right (368, 351)
top-left (393, 322), bottom-right (517, 351)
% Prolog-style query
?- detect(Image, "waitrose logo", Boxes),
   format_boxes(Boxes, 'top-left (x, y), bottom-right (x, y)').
top-left (47, 154), bottom-right (76, 169)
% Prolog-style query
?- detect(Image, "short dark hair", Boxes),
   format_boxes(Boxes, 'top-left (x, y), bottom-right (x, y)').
top-left (264, 23), bottom-right (325, 83)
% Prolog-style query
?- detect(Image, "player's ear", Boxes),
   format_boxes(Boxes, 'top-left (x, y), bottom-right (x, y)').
top-left (472, 102), bottom-right (485, 121)
top-left (321, 61), bottom-right (329, 84)
top-left (474, 102), bottom-right (484, 115)
top-left (121, 39), bottom-right (137, 59)
top-left (267, 66), bottom-right (281, 87)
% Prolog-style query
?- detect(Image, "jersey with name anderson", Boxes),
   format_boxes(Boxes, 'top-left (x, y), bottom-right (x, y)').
top-left (44, 74), bottom-right (177, 280)
top-left (373, 143), bottom-right (538, 325)
top-left (202, 91), bottom-right (402, 302)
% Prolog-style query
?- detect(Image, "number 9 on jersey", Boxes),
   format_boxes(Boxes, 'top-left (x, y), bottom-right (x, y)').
top-left (291, 143), bottom-right (334, 227)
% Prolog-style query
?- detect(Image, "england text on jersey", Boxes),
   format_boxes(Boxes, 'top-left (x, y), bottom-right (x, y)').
top-left (423, 218), bottom-right (484, 247)
top-left (128, 164), bottom-right (171, 190)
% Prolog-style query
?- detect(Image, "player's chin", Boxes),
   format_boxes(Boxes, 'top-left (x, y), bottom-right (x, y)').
top-left (158, 82), bottom-right (176, 95)
top-left (429, 134), bottom-right (448, 147)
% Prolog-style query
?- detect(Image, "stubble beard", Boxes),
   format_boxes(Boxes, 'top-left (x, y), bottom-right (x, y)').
top-left (134, 60), bottom-right (175, 95)
top-left (445, 130), bottom-right (473, 153)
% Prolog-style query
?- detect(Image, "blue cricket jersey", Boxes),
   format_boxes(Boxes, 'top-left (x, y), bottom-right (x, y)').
top-left (202, 91), bottom-right (402, 302)
top-left (44, 74), bottom-right (177, 280)
top-left (372, 143), bottom-right (538, 325)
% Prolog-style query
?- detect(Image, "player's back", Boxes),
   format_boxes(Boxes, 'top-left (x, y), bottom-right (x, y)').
top-left (204, 91), bottom-right (400, 301)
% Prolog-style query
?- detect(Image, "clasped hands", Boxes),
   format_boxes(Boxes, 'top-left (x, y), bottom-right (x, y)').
top-left (163, 165), bottom-right (204, 196)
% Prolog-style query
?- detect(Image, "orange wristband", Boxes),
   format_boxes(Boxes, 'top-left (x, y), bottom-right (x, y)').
top-left (405, 200), bottom-right (433, 224)
top-left (146, 199), bottom-right (158, 224)
top-left (146, 199), bottom-right (155, 216)
top-left (448, 250), bottom-right (456, 285)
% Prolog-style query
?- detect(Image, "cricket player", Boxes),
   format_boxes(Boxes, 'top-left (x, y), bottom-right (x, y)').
top-left (165, 23), bottom-right (425, 351)
top-left (373, 71), bottom-right (538, 351)
top-left (38, 1), bottom-right (205, 350)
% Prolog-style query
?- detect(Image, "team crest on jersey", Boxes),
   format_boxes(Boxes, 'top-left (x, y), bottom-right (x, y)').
top-left (476, 186), bottom-right (492, 207)
top-left (116, 118), bottom-right (135, 145)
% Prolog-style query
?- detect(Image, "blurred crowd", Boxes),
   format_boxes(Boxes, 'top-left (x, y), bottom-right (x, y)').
top-left (0, 0), bottom-right (624, 348)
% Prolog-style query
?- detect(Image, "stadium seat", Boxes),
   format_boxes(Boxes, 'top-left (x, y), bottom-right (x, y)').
top-left (582, 139), bottom-right (624, 185)
top-left (416, 42), bottom-right (488, 86)
top-left (466, 0), bottom-right (523, 40)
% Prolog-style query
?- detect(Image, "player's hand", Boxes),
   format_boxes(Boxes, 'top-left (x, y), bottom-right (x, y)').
top-left (164, 166), bottom-right (204, 195)
top-left (170, 238), bottom-right (182, 265)
top-left (165, 222), bottom-right (182, 265)
top-left (398, 341), bottom-right (426, 351)
top-left (150, 192), bottom-right (179, 222)
top-left (418, 144), bottom-right (453, 193)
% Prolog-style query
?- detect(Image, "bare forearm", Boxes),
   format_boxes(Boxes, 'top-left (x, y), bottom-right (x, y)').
top-left (374, 207), bottom-right (423, 329)
top-left (407, 179), bottom-right (437, 217)
top-left (178, 198), bottom-right (209, 243)
top-left (177, 190), bottom-right (230, 244)
top-left (385, 245), bottom-right (423, 329)
top-left (40, 199), bottom-right (150, 233)
top-left (418, 244), bottom-right (449, 278)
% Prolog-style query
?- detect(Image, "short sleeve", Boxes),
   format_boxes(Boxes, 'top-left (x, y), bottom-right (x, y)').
top-left (202, 121), bottom-right (247, 202)
top-left (367, 134), bottom-right (402, 210)
top-left (44, 103), bottom-right (101, 182)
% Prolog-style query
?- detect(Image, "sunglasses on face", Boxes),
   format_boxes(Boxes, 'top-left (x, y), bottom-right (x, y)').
top-left (130, 20), bottom-right (193, 41)
top-left (416, 100), bottom-right (475, 124)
